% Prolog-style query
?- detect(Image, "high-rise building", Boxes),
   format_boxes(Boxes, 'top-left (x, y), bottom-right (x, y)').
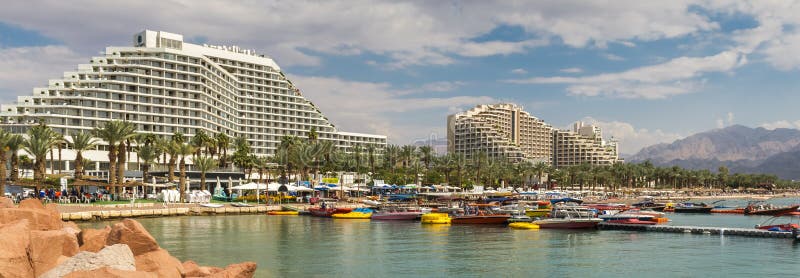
top-left (447, 103), bottom-right (552, 163)
top-left (0, 30), bottom-right (386, 175)
top-left (552, 121), bottom-right (621, 168)
top-left (448, 104), bottom-right (621, 168)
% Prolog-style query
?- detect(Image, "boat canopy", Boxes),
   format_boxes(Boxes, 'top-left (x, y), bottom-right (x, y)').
top-left (550, 197), bottom-right (584, 204)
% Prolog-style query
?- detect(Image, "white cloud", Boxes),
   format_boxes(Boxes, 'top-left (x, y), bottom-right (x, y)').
top-left (577, 117), bottom-right (684, 155)
top-left (507, 50), bottom-right (746, 99)
top-left (287, 75), bottom-right (494, 144)
top-left (397, 81), bottom-right (466, 95)
top-left (560, 67), bottom-right (583, 73)
top-left (602, 53), bottom-right (625, 61)
top-left (761, 120), bottom-right (800, 130)
top-left (0, 46), bottom-right (85, 101)
top-left (511, 68), bottom-right (528, 75)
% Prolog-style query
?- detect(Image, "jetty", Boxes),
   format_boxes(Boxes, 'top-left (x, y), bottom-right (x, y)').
top-left (598, 222), bottom-right (796, 239)
top-left (59, 204), bottom-right (278, 221)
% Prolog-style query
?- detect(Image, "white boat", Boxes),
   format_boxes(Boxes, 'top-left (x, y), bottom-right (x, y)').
top-left (362, 199), bottom-right (381, 206)
top-left (200, 203), bottom-right (224, 208)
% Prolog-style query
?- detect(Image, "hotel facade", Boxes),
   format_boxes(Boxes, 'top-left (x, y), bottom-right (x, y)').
top-left (447, 103), bottom-right (620, 168)
top-left (0, 30), bottom-right (386, 176)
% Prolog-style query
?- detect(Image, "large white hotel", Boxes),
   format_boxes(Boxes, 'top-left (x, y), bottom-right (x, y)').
top-left (448, 103), bottom-right (620, 168)
top-left (0, 30), bottom-right (386, 174)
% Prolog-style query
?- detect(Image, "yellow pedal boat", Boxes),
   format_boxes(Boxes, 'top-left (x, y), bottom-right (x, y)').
top-left (421, 213), bottom-right (451, 224)
top-left (508, 222), bottom-right (540, 230)
top-left (331, 208), bottom-right (373, 219)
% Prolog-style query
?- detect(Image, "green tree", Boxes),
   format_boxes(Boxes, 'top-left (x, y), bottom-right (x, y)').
top-left (70, 132), bottom-right (97, 180)
top-left (23, 123), bottom-right (60, 191)
top-left (176, 143), bottom-right (195, 202)
top-left (193, 155), bottom-right (217, 191)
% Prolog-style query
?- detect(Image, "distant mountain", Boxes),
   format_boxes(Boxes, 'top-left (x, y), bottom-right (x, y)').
top-left (629, 125), bottom-right (800, 180)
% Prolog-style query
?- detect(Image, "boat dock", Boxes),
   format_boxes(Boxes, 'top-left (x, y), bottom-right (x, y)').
top-left (598, 222), bottom-right (795, 239)
top-left (59, 205), bottom-right (280, 221)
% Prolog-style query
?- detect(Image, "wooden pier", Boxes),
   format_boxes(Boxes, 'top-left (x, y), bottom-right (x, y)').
top-left (598, 222), bottom-right (796, 239)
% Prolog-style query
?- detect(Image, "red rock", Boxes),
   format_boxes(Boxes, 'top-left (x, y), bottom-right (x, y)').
top-left (0, 208), bottom-right (63, 230)
top-left (0, 197), bottom-right (14, 208)
top-left (203, 266), bottom-right (224, 274)
top-left (64, 267), bottom-right (157, 278)
top-left (106, 219), bottom-right (159, 255)
top-left (30, 229), bottom-right (80, 276)
top-left (62, 221), bottom-right (81, 237)
top-left (19, 198), bottom-right (45, 209)
top-left (134, 248), bottom-right (185, 278)
top-left (208, 262), bottom-right (257, 278)
top-left (0, 219), bottom-right (34, 278)
top-left (80, 226), bottom-right (111, 252)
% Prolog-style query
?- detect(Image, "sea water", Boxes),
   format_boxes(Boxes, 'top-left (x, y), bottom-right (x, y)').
top-left (82, 209), bottom-right (799, 277)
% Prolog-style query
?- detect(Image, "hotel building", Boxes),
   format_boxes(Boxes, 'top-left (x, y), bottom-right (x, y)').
top-left (447, 104), bottom-right (621, 168)
top-left (0, 30), bottom-right (386, 176)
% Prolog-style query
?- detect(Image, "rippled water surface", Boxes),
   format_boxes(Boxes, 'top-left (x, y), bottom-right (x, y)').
top-left (81, 200), bottom-right (800, 277)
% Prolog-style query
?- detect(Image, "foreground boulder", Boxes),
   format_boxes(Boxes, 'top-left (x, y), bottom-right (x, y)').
top-left (106, 219), bottom-right (160, 256)
top-left (0, 208), bottom-right (63, 230)
top-left (80, 226), bottom-right (111, 252)
top-left (30, 229), bottom-right (80, 276)
top-left (134, 248), bottom-right (185, 278)
top-left (41, 244), bottom-right (136, 278)
top-left (0, 220), bottom-right (34, 278)
top-left (0, 197), bottom-right (14, 208)
top-left (19, 198), bottom-right (45, 210)
top-left (63, 267), bottom-right (157, 278)
top-left (209, 262), bottom-right (257, 278)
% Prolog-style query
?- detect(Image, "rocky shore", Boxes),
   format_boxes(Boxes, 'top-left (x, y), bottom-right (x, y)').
top-left (0, 197), bottom-right (256, 278)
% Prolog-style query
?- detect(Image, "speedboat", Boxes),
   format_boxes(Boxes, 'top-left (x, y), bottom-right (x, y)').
top-left (332, 208), bottom-right (373, 219)
top-left (532, 201), bottom-right (602, 229)
top-left (450, 204), bottom-right (510, 224)
top-left (755, 216), bottom-right (800, 232)
top-left (371, 207), bottom-right (422, 220)
top-left (509, 222), bottom-right (540, 230)
top-left (524, 201), bottom-right (552, 218)
top-left (673, 203), bottom-right (713, 213)
top-left (308, 201), bottom-right (353, 217)
top-left (744, 202), bottom-right (800, 216)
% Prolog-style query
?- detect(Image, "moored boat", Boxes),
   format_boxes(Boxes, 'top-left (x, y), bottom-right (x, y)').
top-left (744, 203), bottom-right (800, 216)
top-left (200, 203), bottom-right (224, 208)
top-left (332, 208), bottom-right (373, 219)
top-left (755, 216), bottom-right (800, 232)
top-left (508, 222), bottom-right (540, 230)
top-left (451, 204), bottom-right (510, 224)
top-left (268, 211), bottom-right (299, 215)
top-left (673, 203), bottom-right (713, 213)
top-left (606, 218), bottom-right (657, 225)
top-left (710, 207), bottom-right (744, 214)
top-left (532, 200), bottom-right (602, 229)
top-left (371, 210), bottom-right (421, 220)
top-left (524, 201), bottom-right (552, 218)
top-left (308, 201), bottom-right (353, 217)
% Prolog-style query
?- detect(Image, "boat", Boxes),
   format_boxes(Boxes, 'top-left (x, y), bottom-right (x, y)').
top-left (710, 207), bottom-right (744, 214)
top-left (606, 218), bottom-right (658, 225)
top-left (199, 203), bottom-right (224, 208)
top-left (632, 201), bottom-right (667, 211)
top-left (268, 211), bottom-right (299, 215)
top-left (673, 203), bottom-right (713, 213)
top-left (507, 213), bottom-right (533, 223)
top-left (532, 201), bottom-right (602, 229)
top-left (755, 216), bottom-right (800, 232)
top-left (308, 201), bottom-right (353, 217)
top-left (361, 199), bottom-right (382, 206)
top-left (421, 213), bottom-right (451, 224)
top-left (450, 204), bottom-right (511, 224)
top-left (524, 201), bottom-right (552, 218)
top-left (231, 202), bottom-right (254, 207)
top-left (371, 207), bottom-right (422, 220)
top-left (599, 209), bottom-right (664, 222)
top-left (508, 222), bottom-right (540, 230)
top-left (332, 208), bottom-right (373, 219)
top-left (281, 205), bottom-right (300, 211)
top-left (744, 202), bottom-right (800, 216)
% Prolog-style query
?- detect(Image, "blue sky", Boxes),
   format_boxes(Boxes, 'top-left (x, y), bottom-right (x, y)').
top-left (1, 1), bottom-right (800, 155)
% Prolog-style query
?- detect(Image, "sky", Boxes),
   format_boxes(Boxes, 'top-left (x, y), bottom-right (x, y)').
top-left (1, 1), bottom-right (800, 155)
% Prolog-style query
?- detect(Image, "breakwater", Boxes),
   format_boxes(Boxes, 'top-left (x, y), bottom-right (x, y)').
top-left (598, 222), bottom-right (795, 239)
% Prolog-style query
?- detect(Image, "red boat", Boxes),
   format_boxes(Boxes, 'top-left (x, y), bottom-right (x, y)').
top-left (744, 203), bottom-right (800, 216)
top-left (606, 218), bottom-right (658, 225)
top-left (308, 207), bottom-right (352, 217)
top-left (755, 216), bottom-right (800, 232)
top-left (450, 204), bottom-right (510, 224)
top-left (710, 208), bottom-right (744, 214)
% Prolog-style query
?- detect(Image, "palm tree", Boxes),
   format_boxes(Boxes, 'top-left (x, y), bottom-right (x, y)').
top-left (0, 130), bottom-right (12, 195)
top-left (193, 155), bottom-right (216, 191)
top-left (70, 132), bottom-right (97, 180)
top-left (215, 132), bottom-right (230, 168)
top-left (52, 133), bottom-right (65, 174)
top-left (176, 143), bottom-right (195, 202)
top-left (417, 145), bottom-right (434, 170)
top-left (165, 132), bottom-right (185, 182)
top-left (6, 134), bottom-right (23, 182)
top-left (532, 162), bottom-right (549, 186)
top-left (137, 145), bottom-right (158, 186)
top-left (367, 145), bottom-right (376, 185)
top-left (115, 122), bottom-right (137, 186)
top-left (93, 121), bottom-right (122, 187)
top-left (23, 123), bottom-right (60, 191)
top-left (190, 130), bottom-right (211, 157)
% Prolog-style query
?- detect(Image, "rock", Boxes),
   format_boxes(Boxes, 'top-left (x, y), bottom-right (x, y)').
top-left (40, 244), bottom-right (136, 278)
top-left (62, 221), bottom-right (81, 237)
top-left (19, 198), bottom-right (45, 210)
top-left (0, 197), bottom-right (14, 208)
top-left (0, 208), bottom-right (63, 230)
top-left (0, 219), bottom-right (34, 278)
top-left (134, 248), bottom-right (184, 278)
top-left (63, 267), bottom-right (157, 278)
top-left (183, 260), bottom-right (203, 276)
top-left (106, 219), bottom-right (159, 256)
top-left (30, 229), bottom-right (80, 276)
top-left (208, 262), bottom-right (257, 278)
top-left (80, 226), bottom-right (111, 252)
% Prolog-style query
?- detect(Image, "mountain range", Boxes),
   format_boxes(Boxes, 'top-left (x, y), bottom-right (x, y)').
top-left (627, 125), bottom-right (800, 180)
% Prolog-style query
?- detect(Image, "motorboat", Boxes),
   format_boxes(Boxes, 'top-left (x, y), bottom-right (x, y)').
top-left (744, 202), bottom-right (800, 216)
top-left (755, 216), bottom-right (800, 232)
top-left (450, 204), bottom-right (510, 224)
top-left (421, 213), bottom-right (451, 224)
top-left (199, 203), bottom-right (224, 208)
top-left (231, 202), bottom-right (254, 207)
top-left (508, 222), bottom-right (540, 230)
top-left (332, 208), bottom-right (373, 219)
top-left (308, 201), bottom-right (353, 217)
top-left (507, 213), bottom-right (533, 223)
top-left (599, 209), bottom-right (664, 222)
top-left (632, 201), bottom-right (667, 211)
top-left (371, 207), bottom-right (422, 220)
top-left (362, 199), bottom-right (382, 206)
top-left (672, 203), bottom-right (713, 213)
top-left (606, 218), bottom-right (658, 225)
top-left (532, 202), bottom-right (602, 229)
top-left (524, 201), bottom-right (552, 218)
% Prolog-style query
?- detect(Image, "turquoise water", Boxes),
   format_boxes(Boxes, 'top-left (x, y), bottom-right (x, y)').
top-left (82, 211), bottom-right (800, 277)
